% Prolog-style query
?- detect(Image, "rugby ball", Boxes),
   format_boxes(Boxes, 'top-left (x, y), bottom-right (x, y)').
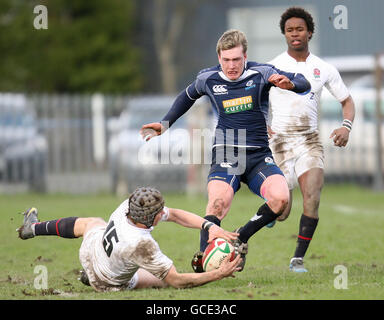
top-left (202, 238), bottom-right (235, 272)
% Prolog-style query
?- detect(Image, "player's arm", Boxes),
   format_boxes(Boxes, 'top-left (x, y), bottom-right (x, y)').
top-left (163, 255), bottom-right (241, 289)
top-left (268, 72), bottom-right (311, 93)
top-left (329, 95), bottom-right (355, 147)
top-left (140, 82), bottom-right (200, 141)
top-left (325, 64), bottom-right (356, 147)
top-left (166, 207), bottom-right (239, 243)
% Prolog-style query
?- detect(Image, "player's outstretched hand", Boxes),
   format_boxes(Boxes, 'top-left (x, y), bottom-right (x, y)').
top-left (330, 126), bottom-right (350, 147)
top-left (140, 122), bottom-right (166, 141)
top-left (218, 254), bottom-right (242, 279)
top-left (207, 224), bottom-right (239, 244)
top-left (268, 74), bottom-right (295, 90)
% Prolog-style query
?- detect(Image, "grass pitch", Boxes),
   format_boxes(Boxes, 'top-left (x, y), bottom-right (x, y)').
top-left (0, 184), bottom-right (383, 300)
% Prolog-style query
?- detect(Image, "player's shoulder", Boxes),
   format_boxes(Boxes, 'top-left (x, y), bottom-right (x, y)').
top-left (247, 61), bottom-right (275, 69)
top-left (197, 65), bottom-right (220, 78)
top-left (133, 232), bottom-right (161, 256)
top-left (116, 199), bottom-right (129, 215)
top-left (246, 61), bottom-right (277, 76)
top-left (115, 231), bottom-right (155, 257)
top-left (193, 65), bottom-right (221, 88)
top-left (109, 199), bottom-right (128, 220)
top-left (309, 53), bottom-right (339, 73)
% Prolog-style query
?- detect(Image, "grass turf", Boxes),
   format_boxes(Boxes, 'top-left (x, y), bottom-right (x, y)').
top-left (0, 184), bottom-right (383, 300)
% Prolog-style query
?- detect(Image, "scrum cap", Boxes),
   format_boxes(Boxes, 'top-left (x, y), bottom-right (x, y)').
top-left (127, 187), bottom-right (164, 228)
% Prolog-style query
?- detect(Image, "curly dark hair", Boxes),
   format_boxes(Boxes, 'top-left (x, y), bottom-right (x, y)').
top-left (280, 7), bottom-right (315, 39)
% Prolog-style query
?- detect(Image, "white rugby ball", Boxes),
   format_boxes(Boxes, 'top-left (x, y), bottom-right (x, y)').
top-left (202, 238), bottom-right (235, 272)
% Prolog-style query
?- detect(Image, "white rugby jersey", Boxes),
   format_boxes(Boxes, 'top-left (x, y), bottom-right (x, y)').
top-left (90, 200), bottom-right (173, 286)
top-left (268, 52), bottom-right (350, 135)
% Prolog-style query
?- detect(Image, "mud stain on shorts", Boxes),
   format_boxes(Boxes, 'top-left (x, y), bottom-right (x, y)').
top-left (283, 115), bottom-right (311, 135)
top-left (303, 131), bottom-right (324, 156)
top-left (270, 135), bottom-right (291, 173)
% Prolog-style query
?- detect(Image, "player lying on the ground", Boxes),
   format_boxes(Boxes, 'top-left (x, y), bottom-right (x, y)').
top-left (17, 187), bottom-right (241, 292)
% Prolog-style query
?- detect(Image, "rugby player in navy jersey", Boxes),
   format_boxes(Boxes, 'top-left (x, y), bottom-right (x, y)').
top-left (140, 29), bottom-right (311, 272)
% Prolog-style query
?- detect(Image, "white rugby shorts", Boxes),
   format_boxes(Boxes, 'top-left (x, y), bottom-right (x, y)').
top-left (269, 131), bottom-right (324, 190)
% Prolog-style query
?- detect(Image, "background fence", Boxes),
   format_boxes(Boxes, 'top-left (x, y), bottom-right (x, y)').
top-left (0, 91), bottom-right (383, 194)
top-left (0, 93), bottom-right (211, 194)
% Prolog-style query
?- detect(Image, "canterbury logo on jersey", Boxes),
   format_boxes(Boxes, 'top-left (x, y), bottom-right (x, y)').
top-left (212, 85), bottom-right (228, 95)
top-left (265, 157), bottom-right (275, 165)
top-left (220, 162), bottom-right (233, 168)
top-left (222, 96), bottom-right (253, 114)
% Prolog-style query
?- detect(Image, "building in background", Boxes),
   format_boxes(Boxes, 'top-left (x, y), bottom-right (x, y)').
top-left (137, 0), bottom-right (383, 92)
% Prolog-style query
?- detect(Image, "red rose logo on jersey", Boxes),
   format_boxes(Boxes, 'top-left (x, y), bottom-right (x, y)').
top-left (313, 68), bottom-right (321, 79)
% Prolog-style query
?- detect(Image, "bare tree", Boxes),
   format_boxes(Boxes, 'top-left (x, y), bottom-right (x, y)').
top-left (153, 0), bottom-right (199, 94)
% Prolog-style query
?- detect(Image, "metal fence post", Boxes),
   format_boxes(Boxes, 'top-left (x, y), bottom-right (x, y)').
top-left (373, 52), bottom-right (384, 190)
top-left (92, 93), bottom-right (106, 167)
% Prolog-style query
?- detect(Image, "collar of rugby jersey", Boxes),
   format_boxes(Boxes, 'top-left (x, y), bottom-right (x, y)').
top-left (284, 51), bottom-right (314, 64)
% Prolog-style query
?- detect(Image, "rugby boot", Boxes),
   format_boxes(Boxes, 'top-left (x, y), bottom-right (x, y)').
top-left (79, 269), bottom-right (91, 286)
top-left (289, 257), bottom-right (308, 273)
top-left (191, 250), bottom-right (204, 273)
top-left (231, 228), bottom-right (248, 272)
top-left (17, 207), bottom-right (39, 240)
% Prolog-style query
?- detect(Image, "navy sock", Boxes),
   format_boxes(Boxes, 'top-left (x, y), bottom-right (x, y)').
top-left (294, 214), bottom-right (319, 258)
top-left (199, 215), bottom-right (221, 252)
top-left (238, 203), bottom-right (279, 243)
top-left (33, 217), bottom-right (79, 238)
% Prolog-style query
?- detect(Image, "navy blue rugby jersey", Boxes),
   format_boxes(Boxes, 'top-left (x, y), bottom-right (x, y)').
top-left (161, 61), bottom-right (310, 148)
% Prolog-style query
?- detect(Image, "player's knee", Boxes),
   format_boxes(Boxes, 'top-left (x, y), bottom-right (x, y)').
top-left (79, 217), bottom-right (106, 237)
top-left (82, 217), bottom-right (103, 225)
top-left (273, 196), bottom-right (289, 214)
top-left (261, 175), bottom-right (289, 213)
top-left (95, 217), bottom-right (106, 224)
top-left (275, 192), bottom-right (293, 221)
top-left (303, 190), bottom-right (321, 208)
top-left (266, 188), bottom-right (289, 214)
top-left (277, 210), bottom-right (289, 221)
top-left (206, 197), bottom-right (228, 218)
top-left (89, 217), bottom-right (106, 228)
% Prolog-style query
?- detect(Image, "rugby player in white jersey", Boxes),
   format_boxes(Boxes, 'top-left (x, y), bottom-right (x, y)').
top-left (17, 187), bottom-right (241, 291)
top-left (267, 7), bottom-right (355, 272)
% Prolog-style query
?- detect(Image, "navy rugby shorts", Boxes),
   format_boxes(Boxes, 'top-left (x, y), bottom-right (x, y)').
top-left (208, 146), bottom-right (284, 198)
